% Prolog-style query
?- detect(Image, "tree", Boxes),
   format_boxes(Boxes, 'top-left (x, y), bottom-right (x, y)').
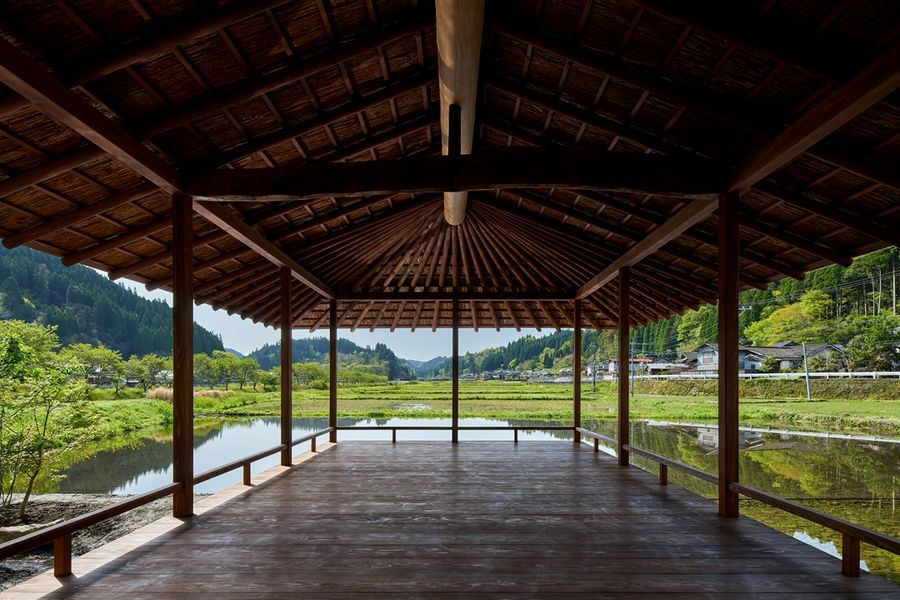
top-left (210, 350), bottom-right (240, 390)
top-left (0, 321), bottom-right (90, 520)
top-left (193, 353), bottom-right (215, 388)
top-left (61, 343), bottom-right (126, 396)
top-left (292, 362), bottom-right (326, 387)
top-left (234, 357), bottom-right (260, 390)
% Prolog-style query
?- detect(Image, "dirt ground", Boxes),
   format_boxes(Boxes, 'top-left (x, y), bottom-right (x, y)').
top-left (0, 494), bottom-right (171, 591)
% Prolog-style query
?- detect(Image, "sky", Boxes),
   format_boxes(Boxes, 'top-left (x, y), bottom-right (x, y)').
top-left (116, 278), bottom-right (543, 359)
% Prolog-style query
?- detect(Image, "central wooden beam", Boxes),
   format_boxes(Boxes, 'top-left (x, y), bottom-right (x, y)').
top-left (192, 200), bottom-right (334, 299)
top-left (730, 42), bottom-right (900, 195)
top-left (576, 197), bottom-right (718, 299)
top-left (0, 36), bottom-right (181, 193)
top-left (190, 150), bottom-right (728, 201)
top-left (337, 291), bottom-right (574, 301)
top-left (436, 0), bottom-right (484, 225)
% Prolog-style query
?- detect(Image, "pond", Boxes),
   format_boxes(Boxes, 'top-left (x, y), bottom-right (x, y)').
top-left (49, 416), bottom-right (899, 582)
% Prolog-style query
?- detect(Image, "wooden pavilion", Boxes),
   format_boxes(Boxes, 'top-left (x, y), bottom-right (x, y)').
top-left (0, 0), bottom-right (899, 596)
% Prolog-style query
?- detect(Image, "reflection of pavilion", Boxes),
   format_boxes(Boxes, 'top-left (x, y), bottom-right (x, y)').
top-left (694, 427), bottom-right (763, 450)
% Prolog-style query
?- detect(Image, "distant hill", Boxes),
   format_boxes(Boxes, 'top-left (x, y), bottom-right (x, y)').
top-left (402, 356), bottom-right (451, 378)
top-left (0, 247), bottom-right (223, 357)
top-left (248, 337), bottom-right (414, 380)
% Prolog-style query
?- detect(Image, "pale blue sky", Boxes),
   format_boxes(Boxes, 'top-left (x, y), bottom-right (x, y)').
top-left (117, 278), bottom-right (541, 359)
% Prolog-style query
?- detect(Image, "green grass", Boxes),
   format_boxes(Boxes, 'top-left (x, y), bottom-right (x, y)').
top-left (164, 380), bottom-right (900, 437)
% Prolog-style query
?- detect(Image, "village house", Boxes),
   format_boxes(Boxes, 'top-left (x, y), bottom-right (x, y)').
top-left (695, 342), bottom-right (844, 373)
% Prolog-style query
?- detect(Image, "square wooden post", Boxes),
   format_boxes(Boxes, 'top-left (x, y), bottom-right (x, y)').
top-left (617, 267), bottom-right (630, 466)
top-left (573, 299), bottom-right (582, 444)
top-left (329, 299), bottom-right (337, 443)
top-left (718, 192), bottom-right (740, 518)
top-left (280, 268), bottom-right (292, 466)
top-left (452, 298), bottom-right (459, 444)
top-left (172, 193), bottom-right (193, 518)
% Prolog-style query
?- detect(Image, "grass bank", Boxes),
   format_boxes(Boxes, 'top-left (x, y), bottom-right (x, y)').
top-left (85, 380), bottom-right (900, 438)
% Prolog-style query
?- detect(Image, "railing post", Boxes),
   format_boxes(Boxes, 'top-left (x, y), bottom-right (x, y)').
top-left (329, 300), bottom-right (338, 443)
top-left (242, 463), bottom-right (252, 486)
top-left (311, 437), bottom-right (317, 453)
top-left (659, 463), bottom-right (668, 486)
top-left (617, 267), bottom-right (630, 466)
top-left (280, 268), bottom-right (292, 466)
top-left (392, 428), bottom-right (397, 444)
top-left (573, 299), bottom-right (582, 444)
top-left (514, 429), bottom-right (518, 444)
top-left (842, 534), bottom-right (860, 576)
top-left (53, 533), bottom-right (72, 577)
top-left (172, 193), bottom-right (194, 518)
top-left (718, 192), bottom-right (740, 518)
top-left (593, 438), bottom-right (599, 453)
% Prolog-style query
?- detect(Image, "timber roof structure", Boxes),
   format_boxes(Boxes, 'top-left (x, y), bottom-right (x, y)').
top-left (0, 0), bottom-right (898, 331)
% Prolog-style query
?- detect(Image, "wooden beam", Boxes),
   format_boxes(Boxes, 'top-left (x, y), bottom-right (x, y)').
top-left (329, 299), bottom-right (337, 443)
top-left (280, 268), bottom-right (292, 466)
top-left (171, 193), bottom-right (193, 517)
top-left (192, 200), bottom-right (334, 298)
top-left (573, 299), bottom-right (582, 444)
top-left (718, 193), bottom-right (740, 518)
top-left (451, 298), bottom-right (459, 444)
top-left (730, 43), bottom-right (900, 195)
top-left (617, 267), bottom-right (630, 467)
top-left (190, 149), bottom-right (727, 201)
top-left (576, 197), bottom-right (717, 299)
top-left (0, 37), bottom-right (181, 193)
top-left (436, 0), bottom-right (484, 225)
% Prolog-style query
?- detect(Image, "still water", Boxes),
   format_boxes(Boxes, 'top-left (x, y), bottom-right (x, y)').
top-left (52, 417), bottom-right (899, 581)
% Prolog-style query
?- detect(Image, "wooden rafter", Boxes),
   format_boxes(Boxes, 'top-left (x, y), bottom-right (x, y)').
top-left (576, 198), bottom-right (718, 299)
top-left (0, 36), bottom-right (181, 192)
top-left (192, 200), bottom-right (334, 298)
top-left (731, 43), bottom-right (900, 194)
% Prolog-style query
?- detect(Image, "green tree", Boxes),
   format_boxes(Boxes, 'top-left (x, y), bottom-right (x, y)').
top-left (0, 322), bottom-right (90, 520)
top-left (292, 362), bottom-right (326, 387)
top-left (234, 357), bottom-right (260, 390)
top-left (61, 343), bottom-right (126, 396)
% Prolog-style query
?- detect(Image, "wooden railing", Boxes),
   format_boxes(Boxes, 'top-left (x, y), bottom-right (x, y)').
top-left (576, 426), bottom-right (900, 577)
top-left (0, 427), bottom-right (333, 577)
top-left (335, 424), bottom-right (573, 443)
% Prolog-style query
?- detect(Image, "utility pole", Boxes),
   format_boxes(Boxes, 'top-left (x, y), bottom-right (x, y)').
top-left (802, 342), bottom-right (812, 401)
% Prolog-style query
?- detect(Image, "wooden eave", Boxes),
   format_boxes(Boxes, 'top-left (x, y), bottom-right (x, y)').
top-left (0, 0), bottom-right (896, 331)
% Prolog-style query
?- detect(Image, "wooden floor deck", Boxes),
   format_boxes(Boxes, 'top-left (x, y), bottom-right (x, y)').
top-left (3, 441), bottom-right (897, 599)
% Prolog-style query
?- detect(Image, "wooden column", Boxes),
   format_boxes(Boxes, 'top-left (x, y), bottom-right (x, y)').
top-left (718, 192), bottom-right (740, 517)
top-left (279, 268), bottom-right (292, 466)
top-left (617, 267), bottom-right (630, 467)
top-left (172, 193), bottom-right (193, 517)
top-left (329, 299), bottom-right (337, 443)
top-left (451, 298), bottom-right (459, 443)
top-left (573, 299), bottom-right (582, 444)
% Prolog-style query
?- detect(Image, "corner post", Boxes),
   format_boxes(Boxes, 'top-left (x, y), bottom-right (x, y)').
top-left (573, 299), bottom-right (582, 444)
top-left (617, 267), bottom-right (630, 466)
top-left (329, 299), bottom-right (337, 443)
top-left (452, 298), bottom-right (459, 444)
top-left (718, 192), bottom-right (740, 517)
top-left (280, 268), bottom-right (292, 465)
top-left (172, 193), bottom-right (194, 517)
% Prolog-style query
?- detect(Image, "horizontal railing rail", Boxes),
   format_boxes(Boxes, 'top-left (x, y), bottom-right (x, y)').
top-left (0, 426), bottom-right (334, 577)
top-left (729, 482), bottom-right (900, 576)
top-left (335, 424), bottom-right (575, 444)
top-left (0, 481), bottom-right (182, 575)
top-left (577, 426), bottom-right (899, 577)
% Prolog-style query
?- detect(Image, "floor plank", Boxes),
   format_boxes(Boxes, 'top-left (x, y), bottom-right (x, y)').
top-left (2, 441), bottom-right (896, 599)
